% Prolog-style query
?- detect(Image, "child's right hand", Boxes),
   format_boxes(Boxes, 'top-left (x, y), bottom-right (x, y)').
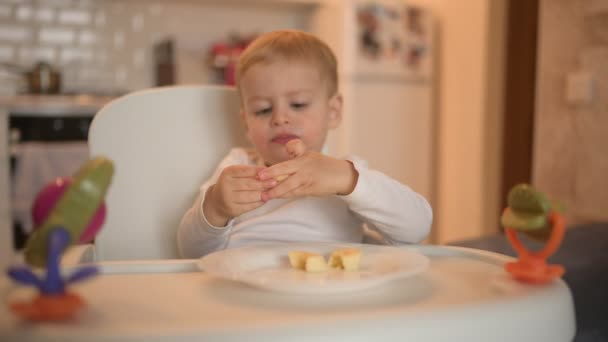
top-left (203, 165), bottom-right (277, 227)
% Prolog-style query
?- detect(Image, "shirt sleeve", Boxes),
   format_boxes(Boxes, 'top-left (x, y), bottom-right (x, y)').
top-left (340, 157), bottom-right (433, 244)
top-left (177, 148), bottom-right (249, 258)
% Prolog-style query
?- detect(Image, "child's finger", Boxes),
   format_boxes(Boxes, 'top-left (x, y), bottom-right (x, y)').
top-left (261, 175), bottom-right (303, 201)
top-left (235, 201), bottom-right (265, 214)
top-left (233, 190), bottom-right (265, 204)
top-left (262, 184), bottom-right (305, 201)
top-left (257, 160), bottom-right (299, 181)
top-left (227, 165), bottom-right (266, 179)
top-left (270, 186), bottom-right (303, 200)
top-left (236, 178), bottom-right (277, 191)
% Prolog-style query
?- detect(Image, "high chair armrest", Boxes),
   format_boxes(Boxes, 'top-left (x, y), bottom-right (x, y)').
top-left (61, 243), bottom-right (96, 266)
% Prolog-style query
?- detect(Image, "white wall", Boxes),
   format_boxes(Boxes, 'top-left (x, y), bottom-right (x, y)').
top-left (533, 0), bottom-right (608, 224)
top-left (0, 0), bottom-right (311, 93)
top-left (311, 0), bottom-right (436, 210)
top-left (409, 0), bottom-right (506, 243)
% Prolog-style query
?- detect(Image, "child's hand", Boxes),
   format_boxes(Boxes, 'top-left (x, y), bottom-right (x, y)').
top-left (204, 165), bottom-right (277, 226)
top-left (257, 152), bottom-right (358, 201)
top-left (273, 139), bottom-right (306, 182)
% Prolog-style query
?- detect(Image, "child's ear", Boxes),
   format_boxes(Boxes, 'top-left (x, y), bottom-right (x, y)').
top-left (327, 93), bottom-right (343, 129)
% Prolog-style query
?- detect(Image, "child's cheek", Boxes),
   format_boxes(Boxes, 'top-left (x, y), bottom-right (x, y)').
top-left (246, 128), bottom-right (264, 146)
top-left (254, 133), bottom-right (268, 147)
top-left (305, 130), bottom-right (324, 151)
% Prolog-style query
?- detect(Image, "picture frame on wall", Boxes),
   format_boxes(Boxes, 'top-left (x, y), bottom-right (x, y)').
top-left (354, 0), bottom-right (432, 79)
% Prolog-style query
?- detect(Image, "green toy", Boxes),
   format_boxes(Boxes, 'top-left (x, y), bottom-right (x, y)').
top-left (501, 183), bottom-right (566, 284)
top-left (24, 157), bottom-right (114, 267)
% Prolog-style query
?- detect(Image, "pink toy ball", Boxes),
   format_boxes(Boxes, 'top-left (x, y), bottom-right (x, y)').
top-left (31, 177), bottom-right (106, 243)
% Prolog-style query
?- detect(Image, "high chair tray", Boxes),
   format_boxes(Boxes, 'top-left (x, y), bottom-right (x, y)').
top-left (0, 246), bottom-right (575, 341)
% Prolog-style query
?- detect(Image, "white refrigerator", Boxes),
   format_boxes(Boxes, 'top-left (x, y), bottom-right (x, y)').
top-left (312, 0), bottom-right (436, 202)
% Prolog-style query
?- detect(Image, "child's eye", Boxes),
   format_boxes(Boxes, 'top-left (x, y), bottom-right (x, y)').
top-left (291, 102), bottom-right (308, 110)
top-left (254, 107), bottom-right (272, 115)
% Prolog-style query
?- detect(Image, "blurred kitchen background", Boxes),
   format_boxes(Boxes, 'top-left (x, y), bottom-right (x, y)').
top-left (0, 0), bottom-right (606, 254)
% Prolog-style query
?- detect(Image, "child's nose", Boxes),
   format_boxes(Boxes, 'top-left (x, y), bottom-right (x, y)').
top-left (271, 110), bottom-right (289, 126)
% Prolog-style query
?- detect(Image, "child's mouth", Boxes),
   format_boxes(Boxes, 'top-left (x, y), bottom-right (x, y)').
top-left (271, 134), bottom-right (299, 145)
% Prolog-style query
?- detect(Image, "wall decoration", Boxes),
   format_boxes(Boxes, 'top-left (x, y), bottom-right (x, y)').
top-left (355, 1), bottom-right (432, 78)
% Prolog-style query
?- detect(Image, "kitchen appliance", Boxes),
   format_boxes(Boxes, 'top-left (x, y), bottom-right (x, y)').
top-left (312, 0), bottom-right (436, 201)
top-left (0, 61), bottom-right (62, 94)
top-left (24, 62), bottom-right (61, 94)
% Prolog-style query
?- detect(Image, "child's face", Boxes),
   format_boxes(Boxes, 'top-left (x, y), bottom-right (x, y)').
top-left (239, 60), bottom-right (342, 165)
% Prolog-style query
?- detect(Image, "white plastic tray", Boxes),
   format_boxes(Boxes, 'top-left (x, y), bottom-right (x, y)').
top-left (0, 246), bottom-right (576, 341)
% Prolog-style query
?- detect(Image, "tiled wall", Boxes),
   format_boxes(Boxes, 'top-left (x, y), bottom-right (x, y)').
top-left (533, 0), bottom-right (608, 224)
top-left (0, 0), bottom-right (310, 94)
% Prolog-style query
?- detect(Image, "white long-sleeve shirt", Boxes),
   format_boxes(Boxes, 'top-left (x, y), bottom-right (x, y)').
top-left (178, 148), bottom-right (432, 258)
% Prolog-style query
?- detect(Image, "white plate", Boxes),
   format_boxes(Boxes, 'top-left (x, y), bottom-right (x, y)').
top-left (198, 243), bottom-right (429, 295)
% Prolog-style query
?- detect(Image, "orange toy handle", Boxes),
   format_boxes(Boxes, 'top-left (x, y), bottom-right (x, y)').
top-left (505, 211), bottom-right (565, 260)
top-left (10, 292), bottom-right (84, 321)
top-left (504, 211), bottom-right (565, 283)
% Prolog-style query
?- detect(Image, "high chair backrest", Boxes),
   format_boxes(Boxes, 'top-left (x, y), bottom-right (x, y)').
top-left (88, 86), bottom-right (247, 261)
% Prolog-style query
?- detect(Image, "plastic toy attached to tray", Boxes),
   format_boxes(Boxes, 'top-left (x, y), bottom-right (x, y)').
top-left (6, 156), bottom-right (114, 321)
top-left (501, 183), bottom-right (566, 284)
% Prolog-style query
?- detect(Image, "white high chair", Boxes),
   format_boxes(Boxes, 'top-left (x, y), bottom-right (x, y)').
top-left (70, 85), bottom-right (248, 262)
top-left (65, 85), bottom-right (385, 263)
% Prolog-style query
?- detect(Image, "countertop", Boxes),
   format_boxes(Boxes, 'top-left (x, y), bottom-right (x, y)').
top-left (0, 94), bottom-right (116, 116)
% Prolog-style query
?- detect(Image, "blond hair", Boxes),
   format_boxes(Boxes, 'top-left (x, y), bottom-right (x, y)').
top-left (236, 30), bottom-right (338, 97)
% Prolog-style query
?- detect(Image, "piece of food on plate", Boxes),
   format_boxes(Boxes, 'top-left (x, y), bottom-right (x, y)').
top-left (288, 251), bottom-right (311, 270)
top-left (328, 248), bottom-right (362, 271)
top-left (288, 251), bottom-right (328, 272)
top-left (305, 254), bottom-right (328, 273)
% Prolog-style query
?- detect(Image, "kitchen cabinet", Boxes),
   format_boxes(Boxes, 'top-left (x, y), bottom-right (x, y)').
top-left (0, 95), bottom-right (113, 268)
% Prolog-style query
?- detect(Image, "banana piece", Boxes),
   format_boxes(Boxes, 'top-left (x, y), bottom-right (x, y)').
top-left (288, 251), bottom-right (328, 272)
top-left (305, 255), bottom-right (328, 273)
top-left (289, 247), bottom-right (362, 273)
top-left (275, 175), bottom-right (289, 182)
top-left (288, 251), bottom-right (314, 270)
top-left (275, 139), bottom-right (306, 182)
top-left (328, 248), bottom-right (362, 271)
top-left (285, 139), bottom-right (305, 159)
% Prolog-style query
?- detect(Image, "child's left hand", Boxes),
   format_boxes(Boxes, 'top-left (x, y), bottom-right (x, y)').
top-left (257, 151), bottom-right (358, 201)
